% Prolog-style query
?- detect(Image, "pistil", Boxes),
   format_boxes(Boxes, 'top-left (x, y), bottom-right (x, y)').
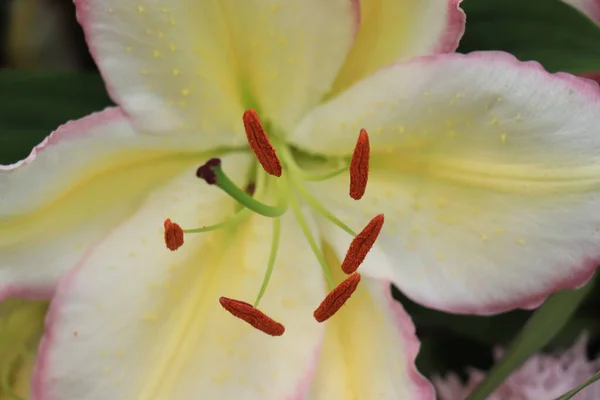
top-left (161, 107), bottom-right (385, 335)
top-left (197, 158), bottom-right (288, 218)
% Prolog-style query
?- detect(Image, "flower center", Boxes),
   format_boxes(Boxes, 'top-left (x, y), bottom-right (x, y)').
top-left (163, 110), bottom-right (383, 336)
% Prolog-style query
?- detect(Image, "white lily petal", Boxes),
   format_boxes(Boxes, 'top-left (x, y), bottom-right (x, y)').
top-left (75, 0), bottom-right (357, 141)
top-left (329, 0), bottom-right (465, 94)
top-left (220, 0), bottom-right (357, 132)
top-left (297, 52), bottom-right (600, 313)
top-left (308, 270), bottom-right (434, 400)
top-left (34, 155), bottom-right (326, 399)
top-left (75, 0), bottom-right (245, 145)
top-left (0, 108), bottom-right (201, 300)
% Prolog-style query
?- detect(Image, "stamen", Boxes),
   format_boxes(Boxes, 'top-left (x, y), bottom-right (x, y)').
top-left (277, 143), bottom-right (357, 237)
top-left (196, 159), bottom-right (287, 218)
top-left (303, 165), bottom-right (349, 182)
top-left (182, 208), bottom-right (251, 234)
top-left (254, 217), bottom-right (281, 307)
top-left (295, 183), bottom-right (357, 237)
top-left (163, 218), bottom-right (184, 251)
top-left (341, 214), bottom-right (384, 274)
top-left (219, 297), bottom-right (285, 336)
top-left (313, 273), bottom-right (361, 323)
top-left (288, 188), bottom-right (335, 288)
top-left (349, 129), bottom-right (370, 200)
top-left (243, 109), bottom-right (282, 177)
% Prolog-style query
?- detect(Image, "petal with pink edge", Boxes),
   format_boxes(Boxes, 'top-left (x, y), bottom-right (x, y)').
top-left (75, 0), bottom-right (357, 141)
top-left (75, 0), bottom-right (245, 145)
top-left (307, 254), bottom-right (433, 400)
top-left (329, 0), bottom-right (465, 94)
top-left (295, 52), bottom-right (600, 314)
top-left (563, 0), bottom-right (600, 25)
top-left (34, 157), bottom-right (326, 399)
top-left (0, 107), bottom-right (204, 300)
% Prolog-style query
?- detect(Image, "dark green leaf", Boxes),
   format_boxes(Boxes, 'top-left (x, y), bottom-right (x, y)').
top-left (554, 370), bottom-right (600, 399)
top-left (466, 275), bottom-right (596, 400)
top-left (0, 70), bottom-right (112, 164)
top-left (459, 0), bottom-right (600, 73)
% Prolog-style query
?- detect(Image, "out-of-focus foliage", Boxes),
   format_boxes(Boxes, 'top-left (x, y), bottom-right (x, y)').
top-left (465, 277), bottom-right (595, 400)
top-left (459, 0), bottom-right (600, 74)
top-left (2, 0), bottom-right (89, 69)
top-left (0, 71), bottom-right (111, 164)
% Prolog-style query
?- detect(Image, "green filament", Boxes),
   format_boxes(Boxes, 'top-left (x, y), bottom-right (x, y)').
top-left (253, 217), bottom-right (281, 307)
top-left (301, 165), bottom-right (349, 182)
top-left (295, 183), bottom-right (357, 237)
top-left (182, 208), bottom-right (252, 233)
top-left (288, 185), bottom-right (335, 289)
top-left (277, 144), bottom-right (357, 237)
top-left (212, 165), bottom-right (288, 218)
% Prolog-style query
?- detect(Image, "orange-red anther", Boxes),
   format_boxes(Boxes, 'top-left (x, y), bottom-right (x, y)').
top-left (243, 109), bottom-right (282, 177)
top-left (341, 214), bottom-right (384, 274)
top-left (349, 129), bottom-right (370, 200)
top-left (219, 297), bottom-right (285, 336)
top-left (163, 218), bottom-right (184, 251)
top-left (313, 273), bottom-right (361, 323)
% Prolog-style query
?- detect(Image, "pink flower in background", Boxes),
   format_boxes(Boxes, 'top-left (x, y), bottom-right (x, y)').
top-left (434, 335), bottom-right (600, 400)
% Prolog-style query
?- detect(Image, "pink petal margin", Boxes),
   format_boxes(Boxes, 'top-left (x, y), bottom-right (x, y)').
top-left (370, 51), bottom-right (600, 315)
top-left (433, 0), bottom-right (466, 54)
top-left (566, 0), bottom-right (600, 25)
top-left (414, 261), bottom-right (597, 315)
top-left (32, 257), bottom-right (83, 400)
top-left (0, 107), bottom-right (125, 171)
top-left (72, 0), bottom-right (123, 116)
top-left (580, 72), bottom-right (600, 85)
top-left (378, 281), bottom-right (436, 400)
top-left (32, 248), bottom-right (325, 400)
top-left (74, 0), bottom-right (363, 120)
top-left (402, 51), bottom-right (599, 315)
top-left (287, 347), bottom-right (323, 400)
top-left (0, 107), bottom-right (126, 303)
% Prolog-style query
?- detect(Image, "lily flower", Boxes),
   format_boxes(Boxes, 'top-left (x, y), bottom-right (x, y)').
top-left (2, 0), bottom-right (600, 398)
